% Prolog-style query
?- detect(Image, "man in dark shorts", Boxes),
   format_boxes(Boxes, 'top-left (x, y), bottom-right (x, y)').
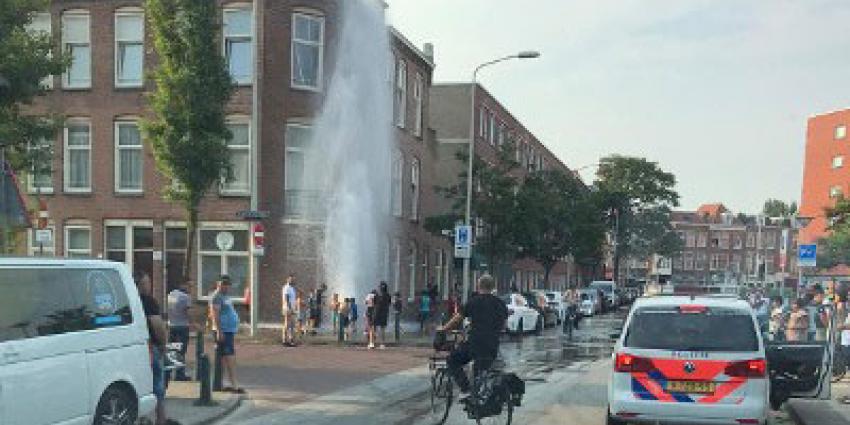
top-left (439, 274), bottom-right (508, 393)
top-left (137, 273), bottom-right (169, 425)
top-left (209, 276), bottom-right (244, 393)
top-left (374, 282), bottom-right (392, 349)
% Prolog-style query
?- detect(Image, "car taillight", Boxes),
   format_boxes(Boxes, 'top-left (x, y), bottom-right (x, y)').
top-left (615, 353), bottom-right (654, 373)
top-left (725, 359), bottom-right (766, 378)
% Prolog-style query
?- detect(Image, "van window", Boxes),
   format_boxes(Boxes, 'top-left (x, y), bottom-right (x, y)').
top-left (625, 306), bottom-right (759, 352)
top-left (0, 268), bottom-right (133, 343)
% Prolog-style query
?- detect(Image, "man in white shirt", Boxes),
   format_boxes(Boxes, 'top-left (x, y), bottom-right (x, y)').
top-left (281, 275), bottom-right (297, 346)
top-left (167, 280), bottom-right (192, 381)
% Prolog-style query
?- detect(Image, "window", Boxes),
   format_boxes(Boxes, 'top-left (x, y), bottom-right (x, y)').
top-left (62, 11), bottom-right (90, 88)
top-left (733, 233), bottom-right (743, 249)
top-left (28, 225), bottom-right (55, 256)
top-left (719, 232), bottom-right (730, 249)
top-left (685, 231), bottom-right (696, 247)
top-left (115, 121), bottom-right (143, 193)
top-left (834, 156), bottom-right (844, 169)
top-left (65, 225), bottom-right (91, 257)
top-left (498, 124), bottom-right (506, 146)
top-left (105, 222), bottom-right (154, 280)
top-left (284, 123), bottom-right (316, 217)
top-left (710, 254), bottom-right (727, 271)
top-left (114, 9), bottom-right (144, 87)
top-left (696, 231), bottom-right (707, 247)
top-left (625, 307), bottom-right (758, 352)
top-left (28, 138), bottom-right (53, 194)
top-left (746, 231), bottom-right (756, 248)
top-left (391, 150), bottom-right (404, 217)
top-left (392, 239), bottom-right (402, 292)
top-left (222, 121), bottom-right (250, 195)
top-left (764, 232), bottom-right (776, 249)
top-left (291, 12), bottom-right (324, 90)
top-left (410, 158), bottom-right (420, 221)
top-left (164, 226), bottom-right (187, 292)
top-left (731, 254), bottom-right (742, 273)
top-left (683, 252), bottom-right (694, 270)
top-left (491, 122), bottom-right (500, 146)
top-left (199, 227), bottom-right (249, 299)
top-left (695, 252), bottom-right (707, 270)
top-left (28, 13), bottom-right (53, 89)
top-left (408, 242), bottom-right (417, 301)
top-left (394, 59), bottom-right (407, 128)
top-left (478, 106), bottom-right (487, 139)
top-left (64, 121), bottom-right (91, 192)
top-left (413, 73), bottom-right (423, 137)
top-left (673, 255), bottom-right (683, 270)
top-left (488, 112), bottom-right (496, 145)
top-left (837, 125), bottom-right (847, 140)
top-left (223, 6), bottom-right (253, 85)
top-left (831, 185), bottom-right (843, 198)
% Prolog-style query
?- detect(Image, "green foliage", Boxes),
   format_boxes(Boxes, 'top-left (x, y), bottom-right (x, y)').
top-left (816, 232), bottom-right (850, 270)
top-left (762, 199), bottom-right (797, 218)
top-left (0, 0), bottom-right (68, 172)
top-left (141, 0), bottom-right (233, 281)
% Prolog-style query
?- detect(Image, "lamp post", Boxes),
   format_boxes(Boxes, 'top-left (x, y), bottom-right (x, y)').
top-left (462, 51), bottom-right (539, 304)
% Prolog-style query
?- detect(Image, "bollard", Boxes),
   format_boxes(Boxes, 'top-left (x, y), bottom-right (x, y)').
top-left (394, 313), bottom-right (400, 343)
top-left (194, 354), bottom-right (215, 406)
top-left (338, 315), bottom-right (344, 344)
top-left (213, 332), bottom-right (223, 392)
top-left (194, 330), bottom-right (204, 382)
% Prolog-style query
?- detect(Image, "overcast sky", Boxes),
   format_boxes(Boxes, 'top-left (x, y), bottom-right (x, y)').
top-left (385, 0), bottom-right (850, 213)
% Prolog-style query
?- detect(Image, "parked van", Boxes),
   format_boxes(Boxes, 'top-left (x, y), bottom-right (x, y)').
top-left (0, 258), bottom-right (156, 425)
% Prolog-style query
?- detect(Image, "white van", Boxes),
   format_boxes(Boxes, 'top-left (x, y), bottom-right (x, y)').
top-left (0, 258), bottom-right (156, 425)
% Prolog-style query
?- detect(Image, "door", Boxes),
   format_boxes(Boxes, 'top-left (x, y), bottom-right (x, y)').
top-left (0, 266), bottom-right (90, 425)
top-left (765, 305), bottom-right (833, 407)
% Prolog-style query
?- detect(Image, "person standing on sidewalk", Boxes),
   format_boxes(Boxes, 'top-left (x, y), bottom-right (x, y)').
top-left (209, 276), bottom-right (245, 394)
top-left (365, 290), bottom-right (377, 349)
top-left (419, 290), bottom-right (432, 335)
top-left (349, 297), bottom-right (359, 341)
top-left (167, 280), bottom-right (192, 381)
top-left (786, 298), bottom-right (810, 342)
top-left (331, 292), bottom-right (341, 332)
top-left (768, 296), bottom-right (786, 342)
top-left (281, 275), bottom-right (297, 346)
top-left (137, 273), bottom-right (170, 425)
top-left (373, 282), bottom-right (391, 349)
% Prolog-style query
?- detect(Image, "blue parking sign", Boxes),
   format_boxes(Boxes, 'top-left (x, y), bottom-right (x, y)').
top-left (454, 225), bottom-right (472, 259)
top-left (798, 244), bottom-right (817, 268)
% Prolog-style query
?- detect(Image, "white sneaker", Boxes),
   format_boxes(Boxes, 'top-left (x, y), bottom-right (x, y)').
top-left (368, 343), bottom-right (375, 349)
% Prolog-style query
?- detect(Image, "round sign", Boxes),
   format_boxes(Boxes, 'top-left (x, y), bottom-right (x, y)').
top-left (216, 231), bottom-right (235, 251)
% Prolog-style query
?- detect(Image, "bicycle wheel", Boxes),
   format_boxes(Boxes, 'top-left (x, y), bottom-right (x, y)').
top-left (475, 387), bottom-right (513, 425)
top-left (832, 349), bottom-right (846, 383)
top-left (429, 369), bottom-right (453, 425)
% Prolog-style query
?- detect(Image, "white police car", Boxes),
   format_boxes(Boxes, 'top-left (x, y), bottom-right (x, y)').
top-left (607, 295), bottom-right (832, 425)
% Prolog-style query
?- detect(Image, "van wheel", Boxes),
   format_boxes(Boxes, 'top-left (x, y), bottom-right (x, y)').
top-left (606, 407), bottom-right (626, 425)
top-left (94, 385), bottom-right (137, 425)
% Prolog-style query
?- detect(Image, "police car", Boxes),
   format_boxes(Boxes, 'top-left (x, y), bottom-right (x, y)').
top-left (607, 295), bottom-right (833, 425)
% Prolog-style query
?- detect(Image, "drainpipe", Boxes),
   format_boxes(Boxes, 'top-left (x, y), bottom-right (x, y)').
top-left (249, 0), bottom-right (262, 337)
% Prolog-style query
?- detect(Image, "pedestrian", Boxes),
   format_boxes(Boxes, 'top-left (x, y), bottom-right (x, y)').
top-left (167, 279), bottom-right (192, 381)
top-left (308, 289), bottom-right (320, 335)
top-left (420, 289), bottom-right (432, 335)
top-left (374, 282), bottom-right (392, 349)
top-left (838, 297), bottom-right (850, 389)
top-left (331, 292), bottom-right (341, 332)
top-left (365, 290), bottom-right (377, 348)
top-left (339, 298), bottom-right (351, 341)
top-left (809, 285), bottom-right (830, 341)
top-left (281, 275), bottom-right (297, 346)
top-left (393, 291), bottom-right (403, 340)
top-left (349, 297), bottom-right (359, 341)
top-left (316, 284), bottom-right (327, 329)
top-left (786, 298), bottom-right (810, 342)
top-left (137, 273), bottom-right (170, 425)
top-left (768, 296), bottom-right (786, 342)
top-left (295, 290), bottom-right (307, 339)
top-left (209, 275), bottom-right (245, 394)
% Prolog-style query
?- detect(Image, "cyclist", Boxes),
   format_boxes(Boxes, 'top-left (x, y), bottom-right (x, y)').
top-left (438, 274), bottom-right (508, 394)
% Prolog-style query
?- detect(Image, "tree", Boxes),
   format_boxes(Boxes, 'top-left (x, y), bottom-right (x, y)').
top-left (142, 0), bottom-right (233, 283)
top-left (594, 155), bottom-right (681, 283)
top-left (0, 0), bottom-right (69, 251)
top-left (763, 199), bottom-right (797, 218)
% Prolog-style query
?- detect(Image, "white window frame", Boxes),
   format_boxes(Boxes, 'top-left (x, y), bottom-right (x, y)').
top-left (410, 157), bottom-right (420, 221)
top-left (391, 150), bottom-right (404, 217)
top-left (28, 12), bottom-right (54, 89)
top-left (394, 59), bottom-right (407, 128)
top-left (478, 106), bottom-right (487, 139)
top-left (291, 12), bottom-right (325, 91)
top-left (408, 242), bottom-right (417, 301)
top-left (62, 10), bottom-right (91, 89)
top-left (831, 185), bottom-right (843, 198)
top-left (28, 225), bottom-right (56, 256)
top-left (284, 122), bottom-right (316, 219)
top-left (63, 119), bottom-right (91, 193)
top-left (221, 118), bottom-right (251, 196)
top-left (197, 223), bottom-right (250, 301)
top-left (114, 120), bottom-right (144, 194)
top-left (223, 5), bottom-right (253, 86)
top-left (833, 155), bottom-right (844, 169)
top-left (488, 111), bottom-right (496, 145)
top-left (64, 224), bottom-right (91, 257)
top-left (836, 125), bottom-right (847, 140)
top-left (104, 220), bottom-right (155, 273)
top-left (114, 8), bottom-right (144, 88)
top-left (27, 137), bottom-right (54, 194)
top-left (413, 72), bottom-right (423, 137)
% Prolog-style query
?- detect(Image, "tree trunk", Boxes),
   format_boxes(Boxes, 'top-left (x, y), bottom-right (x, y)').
top-left (543, 263), bottom-right (553, 290)
top-left (613, 248), bottom-right (621, 285)
top-left (183, 204), bottom-right (199, 296)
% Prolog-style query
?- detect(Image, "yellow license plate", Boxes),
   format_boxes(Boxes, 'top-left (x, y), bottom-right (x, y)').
top-left (666, 381), bottom-right (716, 394)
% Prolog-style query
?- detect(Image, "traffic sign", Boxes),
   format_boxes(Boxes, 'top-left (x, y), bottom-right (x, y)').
top-left (798, 244), bottom-right (817, 268)
top-left (454, 225), bottom-right (471, 259)
top-left (35, 229), bottom-right (52, 244)
top-left (237, 210), bottom-right (270, 220)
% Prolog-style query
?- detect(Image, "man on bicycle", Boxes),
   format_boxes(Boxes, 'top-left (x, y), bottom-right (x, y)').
top-left (438, 274), bottom-right (508, 393)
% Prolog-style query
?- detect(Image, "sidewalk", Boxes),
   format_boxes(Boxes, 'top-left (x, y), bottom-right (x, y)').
top-left (787, 381), bottom-right (850, 425)
top-left (162, 381), bottom-right (244, 425)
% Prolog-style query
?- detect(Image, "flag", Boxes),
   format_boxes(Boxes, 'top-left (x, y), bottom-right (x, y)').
top-left (1, 160), bottom-right (32, 229)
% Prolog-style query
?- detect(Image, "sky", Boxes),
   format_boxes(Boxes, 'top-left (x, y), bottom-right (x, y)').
top-left (385, 0), bottom-right (850, 213)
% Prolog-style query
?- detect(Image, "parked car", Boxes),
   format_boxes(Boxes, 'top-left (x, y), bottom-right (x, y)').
top-left (543, 291), bottom-right (568, 324)
top-left (524, 292), bottom-right (558, 328)
top-left (501, 293), bottom-right (541, 335)
top-left (590, 280), bottom-right (619, 310)
top-left (0, 258), bottom-right (157, 425)
top-left (577, 288), bottom-right (602, 316)
top-left (607, 295), bottom-right (832, 425)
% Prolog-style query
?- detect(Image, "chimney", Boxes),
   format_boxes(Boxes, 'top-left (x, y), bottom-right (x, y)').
top-left (423, 43), bottom-right (434, 62)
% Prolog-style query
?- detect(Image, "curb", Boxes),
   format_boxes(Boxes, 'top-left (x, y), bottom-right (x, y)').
top-left (180, 393), bottom-right (245, 425)
top-left (785, 399), bottom-right (848, 425)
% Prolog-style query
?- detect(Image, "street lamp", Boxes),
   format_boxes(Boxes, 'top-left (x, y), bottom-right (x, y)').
top-left (462, 51), bottom-right (540, 303)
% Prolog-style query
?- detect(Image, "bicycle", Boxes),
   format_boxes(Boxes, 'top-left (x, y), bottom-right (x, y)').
top-left (429, 331), bottom-right (522, 425)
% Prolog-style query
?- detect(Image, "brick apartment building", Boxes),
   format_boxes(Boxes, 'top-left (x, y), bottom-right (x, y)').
top-left (430, 83), bottom-right (579, 292)
top-left (800, 108), bottom-right (850, 244)
top-left (658, 204), bottom-right (799, 293)
top-left (18, 0), bottom-right (452, 324)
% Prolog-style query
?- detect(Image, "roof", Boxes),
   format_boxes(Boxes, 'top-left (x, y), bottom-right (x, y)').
top-left (633, 295), bottom-right (751, 311)
top-left (696, 203), bottom-right (729, 217)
